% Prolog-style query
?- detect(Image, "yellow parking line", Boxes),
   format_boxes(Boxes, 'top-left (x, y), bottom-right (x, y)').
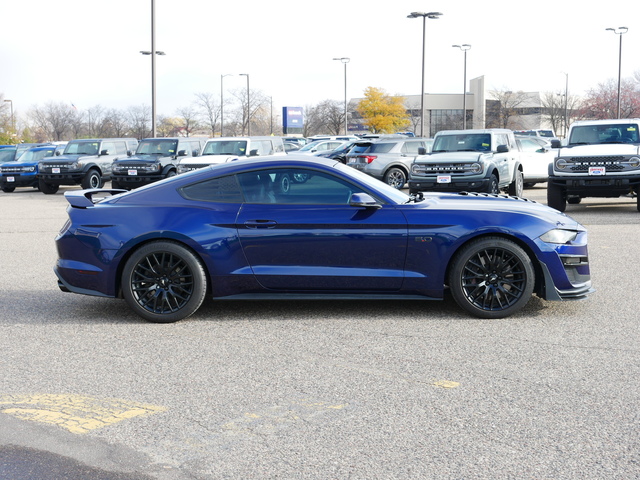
top-left (0, 394), bottom-right (166, 434)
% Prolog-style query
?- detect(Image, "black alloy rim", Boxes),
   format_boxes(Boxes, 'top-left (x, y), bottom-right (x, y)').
top-left (130, 251), bottom-right (195, 314)
top-left (461, 247), bottom-right (527, 311)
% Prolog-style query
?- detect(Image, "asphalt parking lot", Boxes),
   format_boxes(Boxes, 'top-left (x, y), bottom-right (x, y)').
top-left (1, 185), bottom-right (639, 479)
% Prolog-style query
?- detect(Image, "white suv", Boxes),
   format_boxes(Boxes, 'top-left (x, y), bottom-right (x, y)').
top-left (178, 136), bottom-right (286, 173)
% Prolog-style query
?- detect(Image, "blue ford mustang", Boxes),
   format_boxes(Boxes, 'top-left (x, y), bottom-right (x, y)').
top-left (54, 156), bottom-right (593, 323)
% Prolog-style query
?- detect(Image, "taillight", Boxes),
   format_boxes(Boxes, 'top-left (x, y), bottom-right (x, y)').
top-left (359, 155), bottom-right (377, 164)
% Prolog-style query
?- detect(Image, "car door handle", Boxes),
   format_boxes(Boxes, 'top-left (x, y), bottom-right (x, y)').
top-left (244, 219), bottom-right (278, 229)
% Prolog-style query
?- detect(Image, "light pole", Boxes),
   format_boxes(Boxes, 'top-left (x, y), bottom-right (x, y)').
top-left (3, 99), bottom-right (14, 131)
top-left (452, 44), bottom-right (471, 129)
top-left (140, 0), bottom-right (165, 138)
top-left (606, 26), bottom-right (628, 119)
top-left (239, 73), bottom-right (250, 136)
top-left (408, 11), bottom-right (442, 138)
top-left (333, 57), bottom-right (350, 135)
top-left (220, 74), bottom-right (231, 137)
top-left (562, 72), bottom-right (569, 137)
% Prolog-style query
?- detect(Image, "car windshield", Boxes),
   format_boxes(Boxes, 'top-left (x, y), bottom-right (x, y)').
top-left (298, 141), bottom-right (326, 152)
top-left (432, 133), bottom-right (492, 152)
top-left (203, 140), bottom-right (248, 156)
top-left (64, 141), bottom-right (100, 155)
top-left (0, 148), bottom-right (16, 163)
top-left (568, 124), bottom-right (640, 145)
top-left (538, 130), bottom-right (555, 137)
top-left (136, 139), bottom-right (179, 156)
top-left (16, 148), bottom-right (55, 163)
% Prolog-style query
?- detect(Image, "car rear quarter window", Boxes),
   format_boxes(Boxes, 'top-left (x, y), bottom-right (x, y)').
top-left (180, 175), bottom-right (243, 203)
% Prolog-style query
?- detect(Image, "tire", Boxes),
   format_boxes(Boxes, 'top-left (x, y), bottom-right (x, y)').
top-left (277, 173), bottom-right (291, 193)
top-left (2, 186), bottom-right (16, 193)
top-left (637, 193), bottom-right (640, 213)
top-left (508, 170), bottom-right (524, 197)
top-left (38, 179), bottom-right (59, 195)
top-left (81, 169), bottom-right (102, 189)
top-left (547, 182), bottom-right (566, 212)
top-left (567, 197), bottom-right (581, 205)
top-left (384, 167), bottom-right (407, 189)
top-left (484, 174), bottom-right (499, 194)
top-left (122, 241), bottom-right (207, 323)
top-left (524, 182), bottom-right (536, 188)
top-left (449, 237), bottom-right (535, 319)
top-left (166, 170), bottom-right (176, 179)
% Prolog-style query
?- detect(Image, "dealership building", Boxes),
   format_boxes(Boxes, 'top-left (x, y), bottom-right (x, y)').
top-left (348, 75), bottom-right (558, 137)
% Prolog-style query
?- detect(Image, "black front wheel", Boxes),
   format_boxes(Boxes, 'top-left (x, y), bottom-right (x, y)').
top-left (38, 179), bottom-right (59, 195)
top-left (81, 169), bottom-right (102, 189)
top-left (449, 237), bottom-right (535, 319)
top-left (547, 182), bottom-right (566, 212)
top-left (2, 186), bottom-right (16, 193)
top-left (485, 174), bottom-right (499, 194)
top-left (122, 241), bottom-right (207, 323)
top-left (508, 170), bottom-right (523, 197)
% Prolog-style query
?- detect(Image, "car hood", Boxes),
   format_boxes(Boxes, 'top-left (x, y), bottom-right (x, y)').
top-left (40, 154), bottom-right (84, 163)
top-left (421, 151), bottom-right (485, 162)
top-left (561, 144), bottom-right (640, 155)
top-left (114, 155), bottom-right (166, 163)
top-left (411, 192), bottom-right (582, 230)
top-left (1, 160), bottom-right (38, 167)
top-left (184, 155), bottom-right (239, 164)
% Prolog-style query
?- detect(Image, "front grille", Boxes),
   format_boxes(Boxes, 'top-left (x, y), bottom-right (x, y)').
top-left (418, 164), bottom-right (476, 174)
top-left (571, 164), bottom-right (624, 172)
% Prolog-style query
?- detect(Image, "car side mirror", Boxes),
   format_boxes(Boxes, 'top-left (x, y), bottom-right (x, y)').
top-left (350, 193), bottom-right (382, 209)
top-left (418, 147), bottom-right (427, 155)
top-left (249, 149), bottom-right (259, 156)
top-left (55, 151), bottom-right (61, 156)
top-left (177, 150), bottom-right (188, 157)
top-left (496, 144), bottom-right (509, 153)
top-left (99, 149), bottom-right (109, 156)
top-left (551, 139), bottom-right (562, 148)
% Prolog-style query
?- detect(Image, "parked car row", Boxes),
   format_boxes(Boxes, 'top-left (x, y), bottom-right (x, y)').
top-left (1, 128), bottom-right (557, 195)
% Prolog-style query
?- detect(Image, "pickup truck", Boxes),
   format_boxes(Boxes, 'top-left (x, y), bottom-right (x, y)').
top-left (408, 128), bottom-right (523, 196)
top-left (547, 119), bottom-right (640, 212)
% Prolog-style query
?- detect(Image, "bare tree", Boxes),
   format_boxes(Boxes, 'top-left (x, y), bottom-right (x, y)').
top-left (314, 100), bottom-right (344, 135)
top-left (29, 102), bottom-right (77, 140)
top-left (582, 78), bottom-right (640, 120)
top-left (175, 106), bottom-right (200, 137)
top-left (486, 89), bottom-right (530, 129)
top-left (105, 108), bottom-right (130, 137)
top-left (127, 105), bottom-right (151, 140)
top-left (194, 92), bottom-right (220, 137)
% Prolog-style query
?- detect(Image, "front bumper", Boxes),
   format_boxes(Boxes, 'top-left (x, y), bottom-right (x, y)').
top-left (408, 176), bottom-right (491, 193)
top-left (548, 173), bottom-right (640, 197)
top-left (0, 174), bottom-right (38, 188)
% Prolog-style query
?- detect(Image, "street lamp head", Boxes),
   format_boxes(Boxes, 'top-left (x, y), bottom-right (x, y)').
top-left (333, 57), bottom-right (350, 64)
top-left (606, 26), bottom-right (628, 34)
top-left (453, 44), bottom-right (471, 51)
top-left (408, 11), bottom-right (442, 19)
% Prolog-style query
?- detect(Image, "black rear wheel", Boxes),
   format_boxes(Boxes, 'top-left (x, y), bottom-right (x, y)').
top-left (122, 241), bottom-right (207, 323)
top-left (81, 169), bottom-right (102, 189)
top-left (2, 186), bottom-right (16, 193)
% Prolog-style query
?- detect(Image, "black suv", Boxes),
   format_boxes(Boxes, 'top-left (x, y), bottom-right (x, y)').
top-left (38, 138), bottom-right (137, 194)
top-left (111, 137), bottom-right (205, 190)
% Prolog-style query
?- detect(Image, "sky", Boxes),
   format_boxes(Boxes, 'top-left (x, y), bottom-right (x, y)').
top-left (1, 0), bottom-right (639, 120)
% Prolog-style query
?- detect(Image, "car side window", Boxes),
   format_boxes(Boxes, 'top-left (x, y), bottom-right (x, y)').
top-left (179, 175), bottom-right (243, 203)
top-left (237, 168), bottom-right (367, 205)
top-left (101, 142), bottom-right (116, 155)
top-left (114, 142), bottom-right (127, 155)
top-left (402, 142), bottom-right (423, 154)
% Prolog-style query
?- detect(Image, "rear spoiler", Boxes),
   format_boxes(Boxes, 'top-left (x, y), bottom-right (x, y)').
top-left (64, 189), bottom-right (127, 208)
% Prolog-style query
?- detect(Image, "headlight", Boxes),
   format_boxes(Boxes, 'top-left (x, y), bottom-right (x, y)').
top-left (412, 164), bottom-right (426, 175)
top-left (68, 162), bottom-right (79, 170)
top-left (540, 229), bottom-right (578, 244)
top-left (143, 163), bottom-right (161, 172)
top-left (469, 162), bottom-right (482, 174)
top-left (555, 159), bottom-right (570, 170)
top-left (24, 166), bottom-right (36, 172)
top-left (628, 156), bottom-right (640, 168)
top-left (177, 165), bottom-right (189, 174)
